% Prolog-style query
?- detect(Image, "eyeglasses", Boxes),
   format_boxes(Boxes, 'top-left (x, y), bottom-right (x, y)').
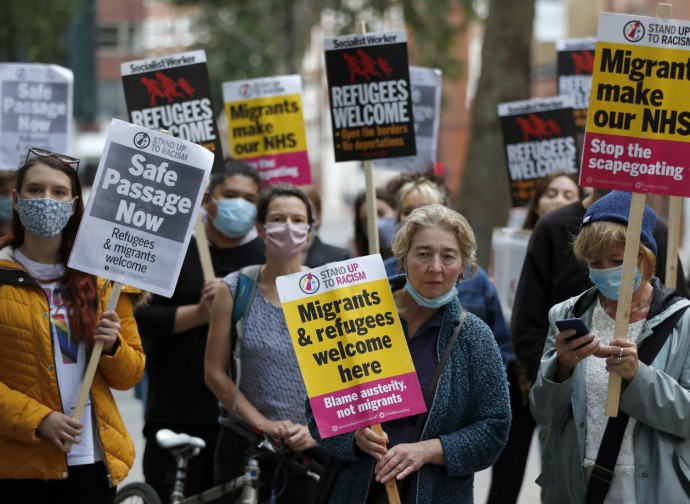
top-left (25, 146), bottom-right (81, 172)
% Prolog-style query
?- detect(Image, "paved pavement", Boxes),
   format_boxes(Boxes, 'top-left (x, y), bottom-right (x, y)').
top-left (116, 389), bottom-right (542, 502)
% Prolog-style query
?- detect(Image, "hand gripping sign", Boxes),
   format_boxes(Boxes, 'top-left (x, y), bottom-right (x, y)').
top-left (276, 255), bottom-right (426, 438)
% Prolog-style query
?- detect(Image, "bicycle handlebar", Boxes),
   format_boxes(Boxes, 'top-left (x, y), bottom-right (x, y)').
top-left (218, 414), bottom-right (321, 481)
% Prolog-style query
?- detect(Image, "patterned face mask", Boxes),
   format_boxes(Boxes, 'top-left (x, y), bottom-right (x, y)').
top-left (16, 197), bottom-right (75, 238)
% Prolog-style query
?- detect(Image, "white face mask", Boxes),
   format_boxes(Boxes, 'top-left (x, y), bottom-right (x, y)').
top-left (537, 195), bottom-right (570, 216)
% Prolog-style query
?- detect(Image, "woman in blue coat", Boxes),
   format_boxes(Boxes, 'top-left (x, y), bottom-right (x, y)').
top-left (308, 204), bottom-right (510, 504)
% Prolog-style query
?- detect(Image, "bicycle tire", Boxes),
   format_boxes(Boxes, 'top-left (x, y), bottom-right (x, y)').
top-left (114, 482), bottom-right (163, 504)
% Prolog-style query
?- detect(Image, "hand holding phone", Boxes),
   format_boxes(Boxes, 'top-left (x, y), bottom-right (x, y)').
top-left (555, 318), bottom-right (590, 343)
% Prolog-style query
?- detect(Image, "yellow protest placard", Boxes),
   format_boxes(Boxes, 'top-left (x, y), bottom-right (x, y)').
top-left (276, 255), bottom-right (426, 438)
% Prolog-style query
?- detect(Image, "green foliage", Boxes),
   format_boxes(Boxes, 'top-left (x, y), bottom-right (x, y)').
top-left (0, 0), bottom-right (80, 62)
top-left (169, 0), bottom-right (475, 91)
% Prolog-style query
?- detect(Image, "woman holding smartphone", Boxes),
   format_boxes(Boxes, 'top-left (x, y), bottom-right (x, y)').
top-left (531, 191), bottom-right (690, 503)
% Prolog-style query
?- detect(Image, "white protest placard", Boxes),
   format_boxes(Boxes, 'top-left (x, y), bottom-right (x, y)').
top-left (489, 228), bottom-right (531, 323)
top-left (0, 63), bottom-right (73, 170)
top-left (68, 119), bottom-right (213, 297)
top-left (375, 66), bottom-right (442, 172)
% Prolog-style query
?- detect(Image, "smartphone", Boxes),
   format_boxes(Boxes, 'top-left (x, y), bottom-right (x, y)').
top-left (555, 318), bottom-right (590, 342)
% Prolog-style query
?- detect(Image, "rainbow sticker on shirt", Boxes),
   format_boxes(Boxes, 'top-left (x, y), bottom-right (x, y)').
top-left (52, 313), bottom-right (77, 364)
top-left (43, 287), bottom-right (77, 365)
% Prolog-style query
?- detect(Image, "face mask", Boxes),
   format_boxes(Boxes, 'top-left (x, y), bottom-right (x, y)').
top-left (212, 198), bottom-right (256, 238)
top-left (404, 279), bottom-right (457, 309)
top-left (0, 196), bottom-right (12, 222)
top-left (537, 196), bottom-right (570, 216)
top-left (377, 216), bottom-right (398, 249)
top-left (588, 264), bottom-right (642, 300)
top-left (264, 222), bottom-right (309, 260)
top-left (16, 197), bottom-right (74, 238)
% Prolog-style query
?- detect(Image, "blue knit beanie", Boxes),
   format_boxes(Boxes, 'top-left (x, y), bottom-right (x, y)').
top-left (581, 191), bottom-right (657, 255)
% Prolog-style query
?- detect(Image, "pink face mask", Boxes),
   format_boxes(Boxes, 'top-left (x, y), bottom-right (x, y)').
top-left (263, 222), bottom-right (310, 260)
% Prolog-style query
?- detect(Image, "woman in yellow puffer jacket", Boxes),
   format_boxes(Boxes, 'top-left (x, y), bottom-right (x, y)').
top-left (0, 151), bottom-right (145, 504)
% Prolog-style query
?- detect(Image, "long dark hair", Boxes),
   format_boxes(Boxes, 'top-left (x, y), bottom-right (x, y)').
top-left (353, 189), bottom-right (396, 257)
top-left (0, 157), bottom-right (98, 343)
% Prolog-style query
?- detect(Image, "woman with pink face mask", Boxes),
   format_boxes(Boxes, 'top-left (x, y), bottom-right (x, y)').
top-left (205, 183), bottom-right (323, 503)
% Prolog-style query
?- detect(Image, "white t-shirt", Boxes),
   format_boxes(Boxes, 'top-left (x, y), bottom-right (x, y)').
top-left (14, 249), bottom-right (101, 466)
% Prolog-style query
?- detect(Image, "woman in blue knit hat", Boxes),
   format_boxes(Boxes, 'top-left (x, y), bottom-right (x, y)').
top-left (530, 190), bottom-right (690, 503)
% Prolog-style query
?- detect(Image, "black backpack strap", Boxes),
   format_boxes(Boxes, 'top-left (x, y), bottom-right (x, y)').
top-left (230, 265), bottom-right (261, 411)
top-left (586, 303), bottom-right (689, 504)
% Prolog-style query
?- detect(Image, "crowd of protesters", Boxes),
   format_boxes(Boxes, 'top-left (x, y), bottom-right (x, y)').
top-left (1, 148), bottom-right (690, 504)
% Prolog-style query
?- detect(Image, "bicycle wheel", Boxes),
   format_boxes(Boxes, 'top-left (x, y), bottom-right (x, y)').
top-left (115, 482), bottom-right (163, 504)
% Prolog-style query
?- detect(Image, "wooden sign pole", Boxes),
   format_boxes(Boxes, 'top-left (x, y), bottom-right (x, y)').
top-left (605, 1), bottom-right (673, 418)
top-left (162, 128), bottom-right (215, 282)
top-left (356, 20), bottom-right (400, 504)
top-left (665, 196), bottom-right (681, 289)
top-left (194, 214), bottom-right (216, 282)
top-left (605, 194), bottom-right (645, 416)
top-left (65, 281), bottom-right (123, 450)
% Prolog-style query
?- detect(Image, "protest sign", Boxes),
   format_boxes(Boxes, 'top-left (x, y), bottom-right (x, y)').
top-left (68, 118), bottom-right (213, 297)
top-left (579, 12), bottom-right (690, 197)
top-left (489, 228), bottom-right (531, 323)
top-left (121, 50), bottom-right (223, 173)
top-left (276, 255), bottom-right (425, 438)
top-left (223, 75), bottom-right (311, 186)
top-left (0, 63), bottom-right (72, 170)
top-left (498, 96), bottom-right (578, 206)
top-left (557, 38), bottom-right (596, 134)
top-left (324, 30), bottom-right (416, 162)
top-left (375, 66), bottom-right (442, 172)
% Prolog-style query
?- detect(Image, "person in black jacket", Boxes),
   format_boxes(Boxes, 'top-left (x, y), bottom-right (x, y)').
top-left (134, 159), bottom-right (265, 503)
top-left (301, 186), bottom-right (352, 268)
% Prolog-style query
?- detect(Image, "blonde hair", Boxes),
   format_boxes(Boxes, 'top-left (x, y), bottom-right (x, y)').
top-left (392, 204), bottom-right (478, 280)
top-left (574, 221), bottom-right (656, 283)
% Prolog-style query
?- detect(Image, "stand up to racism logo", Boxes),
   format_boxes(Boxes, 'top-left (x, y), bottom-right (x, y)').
top-left (121, 50), bottom-right (224, 173)
top-left (324, 30), bottom-right (416, 162)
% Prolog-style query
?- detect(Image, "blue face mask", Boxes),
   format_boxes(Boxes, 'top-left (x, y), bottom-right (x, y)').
top-left (588, 264), bottom-right (642, 300)
top-left (0, 196), bottom-right (12, 223)
top-left (404, 279), bottom-right (457, 309)
top-left (212, 198), bottom-right (256, 238)
top-left (378, 216), bottom-right (398, 249)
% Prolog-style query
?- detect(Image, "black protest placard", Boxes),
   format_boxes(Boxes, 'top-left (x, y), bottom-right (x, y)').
top-left (324, 30), bottom-right (416, 162)
top-left (121, 50), bottom-right (223, 172)
top-left (498, 97), bottom-right (578, 207)
top-left (557, 38), bottom-right (596, 134)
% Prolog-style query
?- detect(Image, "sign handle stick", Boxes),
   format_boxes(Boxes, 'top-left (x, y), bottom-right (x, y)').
top-left (605, 193), bottom-right (645, 417)
top-left (357, 19), bottom-right (380, 257)
top-left (605, 1), bottom-right (672, 418)
top-left (370, 423), bottom-right (402, 504)
top-left (161, 127), bottom-right (215, 282)
top-left (194, 215), bottom-right (216, 282)
top-left (355, 19), bottom-right (399, 504)
top-left (65, 281), bottom-right (123, 451)
top-left (665, 196), bottom-right (681, 289)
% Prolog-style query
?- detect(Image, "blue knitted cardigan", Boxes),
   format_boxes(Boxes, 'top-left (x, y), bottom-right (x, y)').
top-left (306, 274), bottom-right (511, 504)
